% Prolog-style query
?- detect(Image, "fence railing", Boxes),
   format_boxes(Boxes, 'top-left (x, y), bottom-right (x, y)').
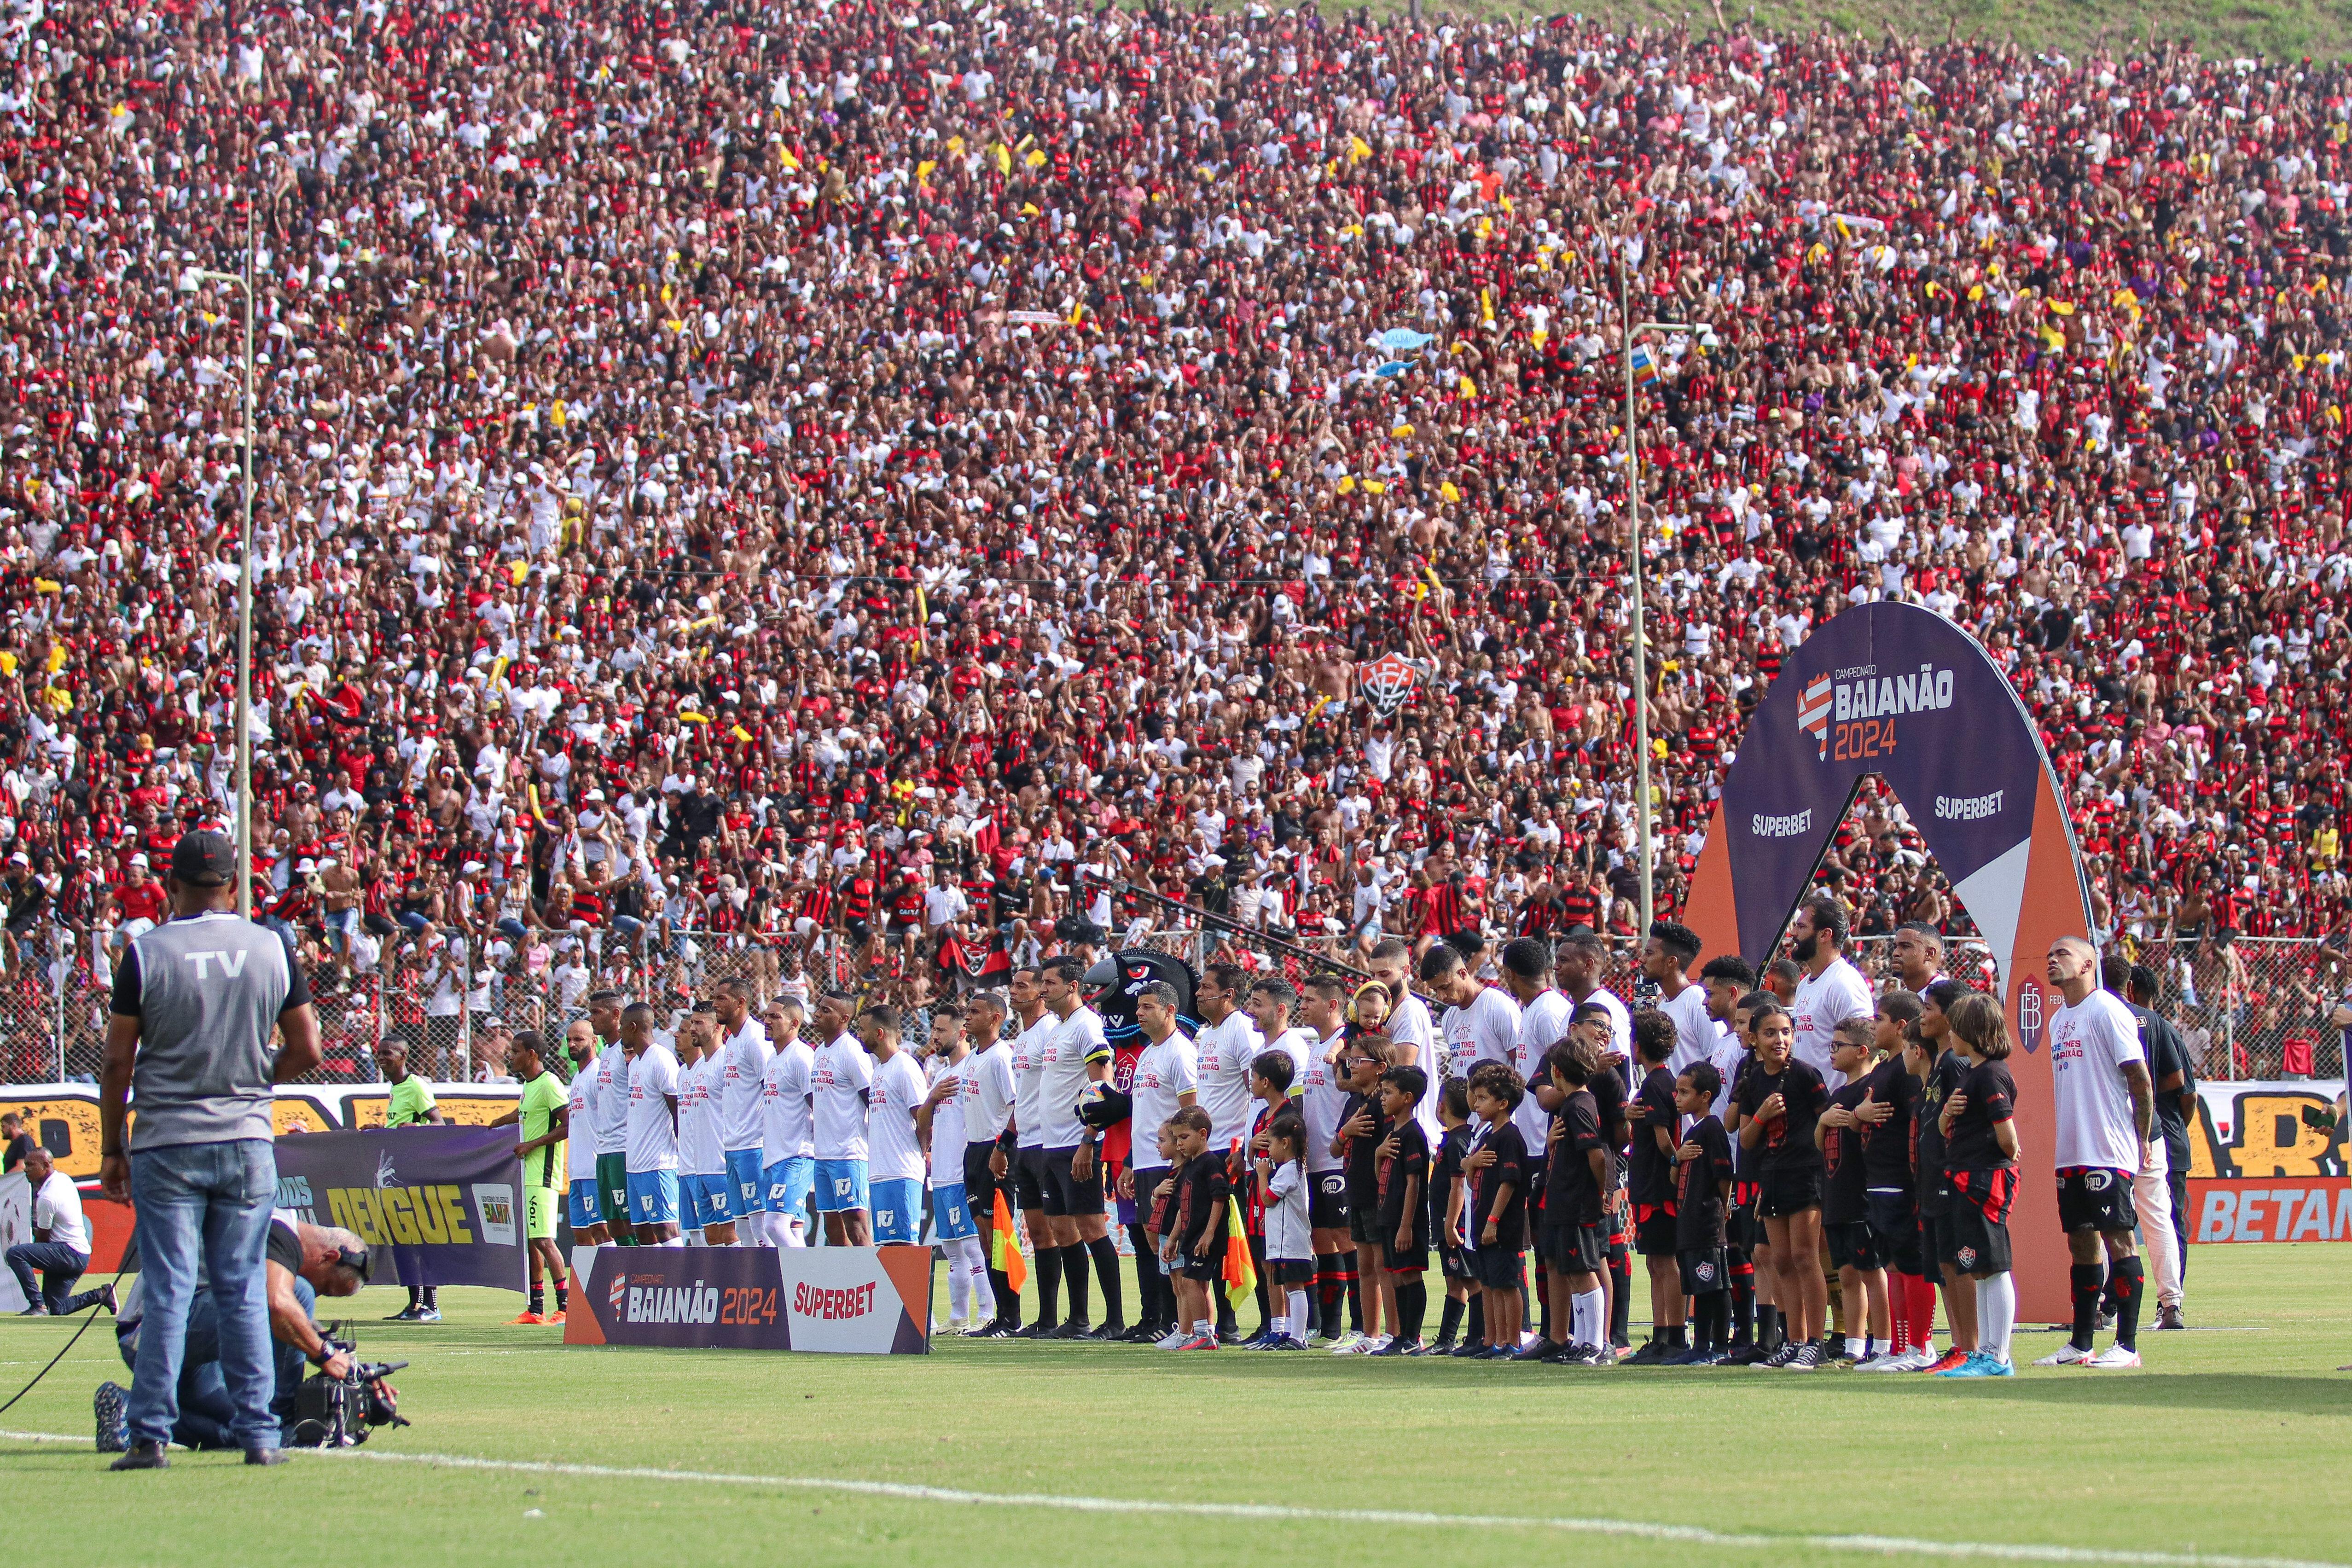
top-left (6, 910), bottom-right (2335, 1090)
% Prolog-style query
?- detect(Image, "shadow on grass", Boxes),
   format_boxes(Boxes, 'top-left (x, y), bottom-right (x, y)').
top-left (1937, 1371), bottom-right (2352, 1415)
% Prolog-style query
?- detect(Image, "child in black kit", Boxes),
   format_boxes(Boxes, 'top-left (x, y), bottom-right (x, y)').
top-left (1672, 1062), bottom-right (1736, 1363)
top-left (1161, 1107), bottom-right (1230, 1351)
top-left (1369, 1065), bottom-right (1432, 1355)
top-left (1461, 1062), bottom-right (1529, 1359)
top-left (1432, 1077), bottom-right (1477, 1353)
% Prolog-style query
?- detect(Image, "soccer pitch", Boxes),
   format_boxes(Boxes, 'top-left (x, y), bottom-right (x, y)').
top-left (4, 1247), bottom-right (2347, 1568)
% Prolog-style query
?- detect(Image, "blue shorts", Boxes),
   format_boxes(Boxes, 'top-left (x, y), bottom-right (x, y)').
top-left (683, 1172), bottom-right (732, 1229)
top-left (725, 1148), bottom-right (767, 1216)
top-left (871, 1177), bottom-right (923, 1244)
top-left (567, 1178), bottom-right (602, 1231)
top-left (625, 1169), bottom-right (680, 1227)
top-left (765, 1155), bottom-right (815, 1218)
top-left (814, 1157), bottom-right (869, 1215)
top-left (933, 1181), bottom-right (978, 1242)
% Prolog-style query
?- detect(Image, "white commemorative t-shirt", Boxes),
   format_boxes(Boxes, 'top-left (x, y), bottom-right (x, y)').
top-left (1443, 983), bottom-right (1521, 1082)
top-left (970, 1040), bottom-right (1016, 1140)
top-left (1037, 1004), bottom-right (1111, 1149)
top-left (684, 1054), bottom-right (726, 1177)
top-left (929, 1052), bottom-right (977, 1184)
top-left (1513, 987), bottom-right (1573, 1156)
top-left (867, 1050), bottom-right (928, 1182)
top-left (1009, 1015), bottom-right (1054, 1150)
top-left (32, 1169), bottom-right (87, 1254)
top-left (1791, 957), bottom-right (1873, 1088)
top-left (592, 1039), bottom-right (631, 1155)
top-left (1194, 1009), bottom-right (1264, 1155)
top-left (716, 1017), bottom-right (772, 1154)
top-left (1129, 1033), bottom-right (1199, 1173)
top-left (565, 1061), bottom-right (598, 1180)
top-left (623, 1042), bottom-right (680, 1173)
top-left (1658, 979), bottom-right (1719, 1073)
top-left (810, 1032), bottom-right (874, 1162)
top-left (1299, 1028), bottom-right (1350, 1175)
top-left (1387, 988), bottom-right (1442, 1136)
top-left (760, 1040), bottom-right (816, 1165)
top-left (2047, 989), bottom-right (2149, 1171)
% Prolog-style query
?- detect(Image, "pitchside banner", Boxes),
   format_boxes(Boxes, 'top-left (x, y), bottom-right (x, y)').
top-left (272, 1127), bottom-right (527, 1290)
top-left (1682, 601), bottom-right (2097, 1323)
top-left (564, 1245), bottom-right (933, 1353)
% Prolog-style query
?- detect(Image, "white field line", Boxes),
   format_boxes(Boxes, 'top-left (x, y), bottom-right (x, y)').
top-left (7, 1427), bottom-right (2342, 1568)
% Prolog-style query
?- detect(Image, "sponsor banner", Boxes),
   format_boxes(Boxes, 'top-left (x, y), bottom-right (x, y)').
top-left (565, 1244), bottom-right (931, 1354)
top-left (272, 1127), bottom-right (527, 1289)
top-left (2189, 1080), bottom-right (2347, 1180)
top-left (0, 1081), bottom-right (525, 1179)
top-left (1682, 601), bottom-right (2097, 1324)
top-left (2189, 1179), bottom-right (2352, 1243)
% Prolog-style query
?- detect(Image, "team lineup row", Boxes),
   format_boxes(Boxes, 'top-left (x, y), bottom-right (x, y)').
top-left (505, 907), bottom-right (2166, 1374)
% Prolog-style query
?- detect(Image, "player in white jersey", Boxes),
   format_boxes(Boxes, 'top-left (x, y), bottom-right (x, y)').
top-left (562, 1020), bottom-right (610, 1246)
top-left (710, 978), bottom-right (772, 1245)
top-left (1499, 936), bottom-right (1572, 1180)
top-left (1295, 976), bottom-right (1356, 1342)
top-left (1423, 942), bottom-right (1521, 1084)
top-left (860, 1004), bottom-right (930, 1246)
top-left (587, 991), bottom-right (636, 1243)
top-left (917, 1000), bottom-right (995, 1329)
top-left (808, 990), bottom-right (874, 1245)
top-left (619, 1003), bottom-right (683, 1244)
top-left (758, 996), bottom-right (815, 1247)
top-left (1123, 981), bottom-right (1198, 1342)
top-left (677, 1013), bottom-right (731, 1242)
top-left (2035, 936), bottom-right (2157, 1370)
top-left (996, 968), bottom-right (1074, 1335)
top-left (1788, 896), bottom-right (1873, 1088)
top-left (962, 991), bottom-right (1022, 1335)
top-left (1192, 963), bottom-right (1264, 1158)
top-left (1370, 939), bottom-right (1442, 1137)
top-left (1036, 954), bottom-right (1119, 1337)
top-left (1555, 930), bottom-right (1632, 1081)
top-left (1698, 955), bottom-right (1760, 1120)
top-left (1644, 921), bottom-right (1719, 1074)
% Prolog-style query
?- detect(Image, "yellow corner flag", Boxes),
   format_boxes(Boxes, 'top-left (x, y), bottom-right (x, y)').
top-left (991, 1190), bottom-right (1028, 1294)
top-left (1221, 1194), bottom-right (1256, 1307)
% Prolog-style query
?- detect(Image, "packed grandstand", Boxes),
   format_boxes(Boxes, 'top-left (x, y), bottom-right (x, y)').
top-left (0, 0), bottom-right (2346, 1082)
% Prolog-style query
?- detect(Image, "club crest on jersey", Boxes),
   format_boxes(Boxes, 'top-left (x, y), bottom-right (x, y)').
top-left (1694, 1259), bottom-right (1717, 1285)
top-left (1956, 1245), bottom-right (1979, 1271)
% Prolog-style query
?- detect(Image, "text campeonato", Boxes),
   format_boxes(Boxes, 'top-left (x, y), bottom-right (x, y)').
top-left (1832, 663), bottom-right (1957, 721)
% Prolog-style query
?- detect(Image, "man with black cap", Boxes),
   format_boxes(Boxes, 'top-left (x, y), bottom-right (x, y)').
top-left (97, 830), bottom-right (322, 1471)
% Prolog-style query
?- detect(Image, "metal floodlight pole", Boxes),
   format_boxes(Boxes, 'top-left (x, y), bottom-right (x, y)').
top-left (195, 180), bottom-right (262, 918)
top-left (1619, 263), bottom-right (1707, 941)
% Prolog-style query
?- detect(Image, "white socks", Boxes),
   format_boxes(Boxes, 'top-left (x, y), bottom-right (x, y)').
top-left (1286, 1289), bottom-right (1311, 1339)
top-left (661, 1236), bottom-right (686, 1249)
top-left (949, 1254), bottom-right (972, 1320)
top-left (1975, 1273), bottom-right (2016, 1364)
top-left (959, 1237), bottom-right (995, 1319)
top-left (1572, 1288), bottom-right (1604, 1348)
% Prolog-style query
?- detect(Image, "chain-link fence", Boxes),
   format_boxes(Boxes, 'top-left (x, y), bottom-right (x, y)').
top-left (2114, 934), bottom-right (2351, 1083)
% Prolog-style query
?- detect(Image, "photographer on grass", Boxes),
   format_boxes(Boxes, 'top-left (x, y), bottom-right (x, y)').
top-left (97, 1214), bottom-right (377, 1454)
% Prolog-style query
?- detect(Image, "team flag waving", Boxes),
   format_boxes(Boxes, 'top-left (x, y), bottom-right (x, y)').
top-left (1221, 1194), bottom-right (1256, 1307)
top-left (991, 1190), bottom-right (1028, 1294)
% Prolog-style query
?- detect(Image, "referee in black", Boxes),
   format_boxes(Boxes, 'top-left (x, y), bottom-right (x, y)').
top-left (98, 831), bottom-right (322, 1470)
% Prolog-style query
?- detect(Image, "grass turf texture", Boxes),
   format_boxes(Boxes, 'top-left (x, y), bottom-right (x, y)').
top-left (3, 1244), bottom-right (2346, 1568)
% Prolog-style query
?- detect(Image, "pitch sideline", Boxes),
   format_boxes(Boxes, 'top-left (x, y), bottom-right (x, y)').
top-left (5, 1427), bottom-right (2338, 1568)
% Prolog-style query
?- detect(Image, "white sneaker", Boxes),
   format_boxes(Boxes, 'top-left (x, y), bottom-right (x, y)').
top-left (945, 1318), bottom-right (968, 1336)
top-left (2033, 1344), bottom-right (2094, 1367)
top-left (1858, 1348), bottom-right (1916, 1372)
top-left (1154, 1328), bottom-right (1191, 1349)
top-left (2085, 1345), bottom-right (2142, 1369)
top-left (1326, 1331), bottom-right (1365, 1354)
top-left (1359, 1335), bottom-right (1392, 1355)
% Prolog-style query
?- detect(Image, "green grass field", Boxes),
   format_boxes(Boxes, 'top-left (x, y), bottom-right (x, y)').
top-left (4, 1246), bottom-right (2348, 1568)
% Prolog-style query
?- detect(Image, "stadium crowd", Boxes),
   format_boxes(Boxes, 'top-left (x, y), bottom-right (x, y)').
top-left (2, 0), bottom-right (2351, 1081)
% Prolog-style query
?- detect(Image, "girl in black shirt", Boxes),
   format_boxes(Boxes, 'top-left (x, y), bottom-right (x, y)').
top-left (1734, 1000), bottom-right (1831, 1369)
top-left (1934, 992), bottom-right (2021, 1378)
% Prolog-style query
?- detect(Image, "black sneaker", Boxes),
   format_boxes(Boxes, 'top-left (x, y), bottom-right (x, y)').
top-left (1623, 1340), bottom-right (1669, 1365)
top-left (1783, 1342), bottom-right (1824, 1371)
top-left (109, 1441), bottom-right (170, 1472)
top-left (384, 1306), bottom-right (420, 1322)
top-left (1214, 1329), bottom-right (1245, 1346)
top-left (244, 1448), bottom-right (289, 1466)
top-left (1550, 1342), bottom-right (1606, 1366)
top-left (1510, 1336), bottom-right (1561, 1362)
top-left (1046, 1320), bottom-right (1090, 1339)
top-left (1424, 1338), bottom-right (1457, 1356)
top-left (1446, 1339), bottom-right (1486, 1358)
top-left (15, 1304), bottom-right (47, 1316)
top-left (1755, 1342), bottom-right (1801, 1369)
top-left (1822, 1333), bottom-right (1847, 1361)
top-left (1117, 1322), bottom-right (1158, 1343)
top-left (1077, 1322), bottom-right (1118, 1341)
top-left (1369, 1337), bottom-right (1421, 1357)
top-left (1011, 1322), bottom-right (1055, 1340)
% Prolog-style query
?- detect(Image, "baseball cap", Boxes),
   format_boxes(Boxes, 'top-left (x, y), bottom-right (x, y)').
top-left (170, 830), bottom-right (239, 888)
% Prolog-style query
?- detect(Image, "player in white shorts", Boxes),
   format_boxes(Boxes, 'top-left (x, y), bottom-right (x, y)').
top-left (861, 1004), bottom-right (929, 1245)
top-left (758, 997), bottom-right (815, 1247)
top-left (917, 1001), bottom-right (994, 1328)
top-left (711, 978), bottom-right (772, 1245)
top-left (809, 990), bottom-right (874, 1244)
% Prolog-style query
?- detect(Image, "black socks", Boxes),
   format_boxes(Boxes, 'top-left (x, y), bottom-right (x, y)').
top-left (1437, 1293), bottom-right (1466, 1346)
top-left (2070, 1261), bottom-right (2105, 1350)
top-left (1061, 1243), bottom-right (1091, 1324)
top-left (1088, 1235), bottom-right (1123, 1327)
top-left (1033, 1239), bottom-right (1062, 1330)
top-left (1394, 1279), bottom-right (1428, 1344)
top-left (2111, 1256), bottom-right (2145, 1350)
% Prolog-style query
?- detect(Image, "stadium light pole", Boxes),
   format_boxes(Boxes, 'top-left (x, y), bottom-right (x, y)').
top-left (1618, 264), bottom-right (1711, 940)
top-left (189, 192), bottom-right (259, 918)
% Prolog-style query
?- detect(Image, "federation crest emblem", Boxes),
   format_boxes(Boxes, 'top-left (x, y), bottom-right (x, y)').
top-left (1797, 673), bottom-right (1834, 759)
top-left (609, 1272), bottom-right (631, 1317)
top-left (2015, 981), bottom-right (2046, 1054)
top-left (1360, 651), bottom-right (1423, 718)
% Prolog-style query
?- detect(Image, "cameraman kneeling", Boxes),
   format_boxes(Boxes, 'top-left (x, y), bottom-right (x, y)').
top-left (100, 1213), bottom-right (374, 1454)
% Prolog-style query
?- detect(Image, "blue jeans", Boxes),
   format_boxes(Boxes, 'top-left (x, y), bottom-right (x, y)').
top-left (127, 1139), bottom-right (278, 1452)
top-left (6, 1241), bottom-right (87, 1312)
